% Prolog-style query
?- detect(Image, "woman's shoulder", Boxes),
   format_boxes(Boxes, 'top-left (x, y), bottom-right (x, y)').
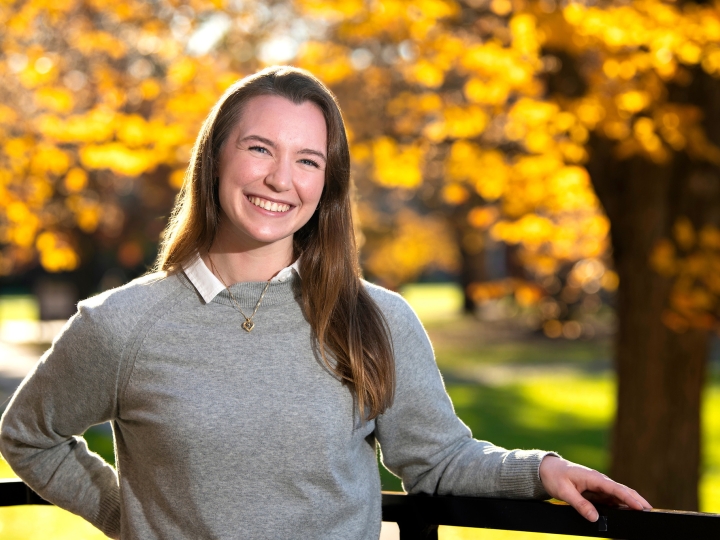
top-left (361, 280), bottom-right (424, 330)
top-left (71, 271), bottom-right (189, 340)
top-left (37, 272), bottom-right (189, 365)
top-left (361, 281), bottom-right (435, 371)
top-left (362, 280), bottom-right (412, 312)
top-left (79, 271), bottom-right (184, 313)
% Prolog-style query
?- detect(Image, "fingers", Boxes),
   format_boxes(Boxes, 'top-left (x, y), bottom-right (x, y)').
top-left (538, 456), bottom-right (652, 521)
top-left (555, 481), bottom-right (600, 522)
top-left (582, 490), bottom-right (624, 506)
top-left (560, 476), bottom-right (651, 522)
top-left (616, 486), bottom-right (651, 510)
top-left (584, 474), bottom-right (652, 510)
top-left (625, 486), bottom-right (652, 509)
top-left (628, 491), bottom-right (651, 509)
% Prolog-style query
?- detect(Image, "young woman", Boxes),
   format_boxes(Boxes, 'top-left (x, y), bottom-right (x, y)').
top-left (0, 66), bottom-right (650, 540)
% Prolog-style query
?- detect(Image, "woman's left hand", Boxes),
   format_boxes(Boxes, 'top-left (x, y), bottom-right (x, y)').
top-left (539, 455), bottom-right (652, 522)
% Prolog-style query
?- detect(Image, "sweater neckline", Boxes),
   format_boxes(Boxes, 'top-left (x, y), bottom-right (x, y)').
top-left (210, 276), bottom-right (300, 309)
top-left (182, 253), bottom-right (300, 303)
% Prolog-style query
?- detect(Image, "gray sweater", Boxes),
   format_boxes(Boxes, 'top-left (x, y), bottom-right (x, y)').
top-left (0, 272), bottom-right (552, 539)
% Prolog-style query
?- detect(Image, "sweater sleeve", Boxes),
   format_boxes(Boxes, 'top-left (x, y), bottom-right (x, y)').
top-left (0, 301), bottom-right (123, 539)
top-left (374, 291), bottom-right (556, 499)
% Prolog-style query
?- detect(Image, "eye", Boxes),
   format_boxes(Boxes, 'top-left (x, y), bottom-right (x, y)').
top-left (249, 145), bottom-right (270, 155)
top-left (299, 158), bottom-right (320, 168)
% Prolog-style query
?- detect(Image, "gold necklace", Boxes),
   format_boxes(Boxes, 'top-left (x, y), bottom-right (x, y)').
top-left (208, 255), bottom-right (271, 333)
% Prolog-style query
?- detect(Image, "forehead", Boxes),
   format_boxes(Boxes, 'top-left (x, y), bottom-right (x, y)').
top-left (233, 95), bottom-right (327, 146)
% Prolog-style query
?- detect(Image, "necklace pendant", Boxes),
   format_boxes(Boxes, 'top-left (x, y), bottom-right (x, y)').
top-left (242, 319), bottom-right (255, 332)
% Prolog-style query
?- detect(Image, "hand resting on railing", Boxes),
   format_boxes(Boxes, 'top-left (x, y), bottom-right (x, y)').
top-left (539, 455), bottom-right (652, 522)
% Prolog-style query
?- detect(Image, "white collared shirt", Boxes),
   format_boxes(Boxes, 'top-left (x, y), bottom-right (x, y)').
top-left (183, 254), bottom-right (300, 303)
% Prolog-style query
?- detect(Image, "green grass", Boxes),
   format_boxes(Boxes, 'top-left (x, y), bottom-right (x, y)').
top-left (380, 373), bottom-right (614, 492)
top-left (425, 317), bottom-right (613, 368)
top-left (438, 374), bottom-right (614, 540)
top-left (0, 296), bottom-right (39, 321)
top-left (400, 282), bottom-right (464, 324)
top-left (82, 425), bottom-right (115, 466)
top-left (701, 373), bottom-right (720, 515)
top-left (382, 370), bottom-right (720, 539)
top-left (435, 338), bottom-right (612, 367)
top-left (391, 283), bottom-right (720, 538)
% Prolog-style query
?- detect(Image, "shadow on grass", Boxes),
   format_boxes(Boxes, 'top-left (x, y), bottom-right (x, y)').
top-left (434, 339), bottom-right (612, 368)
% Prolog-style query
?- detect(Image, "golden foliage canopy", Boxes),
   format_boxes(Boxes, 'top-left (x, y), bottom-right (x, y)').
top-left (293, 0), bottom-right (720, 329)
top-left (3, 0), bottom-right (720, 333)
top-left (0, 0), bottom-right (275, 274)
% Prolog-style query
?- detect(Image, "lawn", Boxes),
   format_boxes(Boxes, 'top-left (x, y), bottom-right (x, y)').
top-left (433, 370), bottom-right (720, 540)
top-left (0, 286), bottom-right (718, 539)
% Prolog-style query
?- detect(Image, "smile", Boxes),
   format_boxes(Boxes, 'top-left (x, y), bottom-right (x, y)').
top-left (248, 196), bottom-right (291, 213)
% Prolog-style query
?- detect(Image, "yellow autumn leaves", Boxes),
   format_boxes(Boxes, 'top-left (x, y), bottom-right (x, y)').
top-left (294, 0), bottom-right (720, 335)
top-left (2, 0), bottom-right (719, 343)
top-left (362, 209), bottom-right (459, 286)
top-left (446, 142), bottom-right (507, 202)
top-left (1, 0), bottom-right (245, 275)
top-left (552, 0), bottom-right (720, 166)
top-left (651, 218), bottom-right (720, 331)
top-left (296, 3), bottom-right (613, 291)
top-left (368, 138), bottom-right (425, 189)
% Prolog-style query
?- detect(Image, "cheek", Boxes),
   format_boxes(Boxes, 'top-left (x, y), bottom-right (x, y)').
top-left (218, 152), bottom-right (265, 188)
top-left (216, 182), bottom-right (233, 218)
top-left (300, 175), bottom-right (325, 208)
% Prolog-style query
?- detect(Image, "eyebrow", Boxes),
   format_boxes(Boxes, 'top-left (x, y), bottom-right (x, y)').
top-left (239, 135), bottom-right (327, 163)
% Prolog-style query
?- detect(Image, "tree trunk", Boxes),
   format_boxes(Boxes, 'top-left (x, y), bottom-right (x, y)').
top-left (611, 186), bottom-right (707, 510)
top-left (587, 138), bottom-right (712, 510)
top-left (613, 267), bottom-right (707, 510)
top-left (459, 247), bottom-right (485, 314)
top-left (585, 62), bottom-right (720, 510)
top-left (449, 209), bottom-right (487, 314)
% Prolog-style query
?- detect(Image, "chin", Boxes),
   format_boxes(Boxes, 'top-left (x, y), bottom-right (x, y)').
top-left (247, 230), bottom-right (295, 245)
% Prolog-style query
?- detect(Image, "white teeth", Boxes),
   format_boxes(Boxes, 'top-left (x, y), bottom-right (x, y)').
top-left (249, 196), bottom-right (290, 212)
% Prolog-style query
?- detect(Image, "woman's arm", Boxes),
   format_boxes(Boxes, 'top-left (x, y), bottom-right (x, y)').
top-left (371, 286), bottom-right (651, 519)
top-left (0, 301), bottom-right (123, 539)
top-left (373, 288), bottom-right (553, 499)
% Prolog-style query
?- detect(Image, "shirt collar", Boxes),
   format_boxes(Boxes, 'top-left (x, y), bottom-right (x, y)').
top-left (183, 254), bottom-right (300, 304)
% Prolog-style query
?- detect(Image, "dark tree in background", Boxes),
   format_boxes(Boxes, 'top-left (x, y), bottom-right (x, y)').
top-left (587, 76), bottom-right (720, 510)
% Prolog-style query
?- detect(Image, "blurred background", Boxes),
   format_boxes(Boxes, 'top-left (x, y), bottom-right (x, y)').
top-left (1, 0), bottom-right (720, 538)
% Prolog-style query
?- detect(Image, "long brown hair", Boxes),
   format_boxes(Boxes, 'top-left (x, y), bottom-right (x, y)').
top-left (155, 66), bottom-right (394, 419)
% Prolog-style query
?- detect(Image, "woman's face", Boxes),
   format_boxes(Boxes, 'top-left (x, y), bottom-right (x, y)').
top-left (215, 94), bottom-right (327, 254)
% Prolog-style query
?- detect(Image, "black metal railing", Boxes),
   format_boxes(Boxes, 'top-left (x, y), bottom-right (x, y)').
top-left (2, 479), bottom-right (719, 539)
top-left (382, 491), bottom-right (720, 539)
top-left (0, 478), bottom-right (49, 507)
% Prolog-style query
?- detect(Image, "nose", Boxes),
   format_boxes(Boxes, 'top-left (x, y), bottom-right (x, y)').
top-left (265, 156), bottom-right (292, 192)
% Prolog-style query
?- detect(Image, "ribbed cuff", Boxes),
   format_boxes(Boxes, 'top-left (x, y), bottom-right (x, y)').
top-left (94, 485), bottom-right (121, 539)
top-left (500, 449), bottom-right (561, 499)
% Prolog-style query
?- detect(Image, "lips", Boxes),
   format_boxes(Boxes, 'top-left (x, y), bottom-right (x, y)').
top-left (248, 196), bottom-right (292, 213)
